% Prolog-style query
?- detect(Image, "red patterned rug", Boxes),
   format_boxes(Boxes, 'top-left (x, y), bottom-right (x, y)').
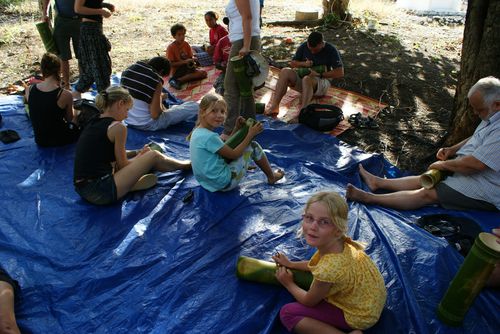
top-left (168, 66), bottom-right (387, 136)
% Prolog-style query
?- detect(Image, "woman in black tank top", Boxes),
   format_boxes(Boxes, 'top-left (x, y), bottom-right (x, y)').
top-left (25, 53), bottom-right (79, 147)
top-left (73, 86), bottom-right (192, 205)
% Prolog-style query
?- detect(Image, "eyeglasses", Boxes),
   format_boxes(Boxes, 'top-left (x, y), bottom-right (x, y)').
top-left (302, 214), bottom-right (332, 228)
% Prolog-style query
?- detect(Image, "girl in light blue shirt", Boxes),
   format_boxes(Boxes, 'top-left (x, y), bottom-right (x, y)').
top-left (189, 93), bottom-right (284, 192)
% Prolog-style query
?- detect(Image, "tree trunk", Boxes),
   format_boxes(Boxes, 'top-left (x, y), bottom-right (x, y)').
top-left (322, 0), bottom-right (350, 19)
top-left (448, 0), bottom-right (500, 145)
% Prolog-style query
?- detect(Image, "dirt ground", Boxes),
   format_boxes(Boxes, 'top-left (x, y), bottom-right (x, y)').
top-left (0, 0), bottom-right (464, 173)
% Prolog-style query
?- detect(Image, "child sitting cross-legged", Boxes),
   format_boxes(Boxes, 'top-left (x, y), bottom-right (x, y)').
top-left (273, 191), bottom-right (387, 334)
top-left (189, 93), bottom-right (284, 192)
top-left (166, 23), bottom-right (207, 90)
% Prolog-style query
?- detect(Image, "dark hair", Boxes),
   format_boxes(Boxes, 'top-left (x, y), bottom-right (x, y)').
top-left (40, 53), bottom-right (61, 79)
top-left (205, 11), bottom-right (218, 20)
top-left (307, 31), bottom-right (324, 48)
top-left (222, 16), bottom-right (229, 25)
top-left (148, 56), bottom-right (171, 77)
top-left (170, 23), bottom-right (186, 37)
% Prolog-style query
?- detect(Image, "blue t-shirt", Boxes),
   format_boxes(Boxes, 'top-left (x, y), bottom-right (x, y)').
top-left (189, 127), bottom-right (231, 192)
top-left (293, 42), bottom-right (343, 70)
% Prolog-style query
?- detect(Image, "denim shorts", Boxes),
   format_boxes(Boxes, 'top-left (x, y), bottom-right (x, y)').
top-left (74, 173), bottom-right (118, 205)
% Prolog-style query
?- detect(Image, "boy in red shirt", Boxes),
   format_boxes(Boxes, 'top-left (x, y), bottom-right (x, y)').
top-left (166, 23), bottom-right (207, 90)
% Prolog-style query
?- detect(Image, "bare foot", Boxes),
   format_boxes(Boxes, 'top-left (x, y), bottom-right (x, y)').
top-left (358, 164), bottom-right (379, 191)
top-left (345, 183), bottom-right (370, 203)
top-left (264, 104), bottom-right (279, 116)
top-left (268, 169), bottom-right (285, 184)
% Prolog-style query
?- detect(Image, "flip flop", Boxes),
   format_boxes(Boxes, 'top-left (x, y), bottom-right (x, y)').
top-left (130, 174), bottom-right (158, 192)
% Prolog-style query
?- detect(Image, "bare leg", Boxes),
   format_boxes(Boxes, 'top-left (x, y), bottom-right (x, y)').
top-left (113, 151), bottom-right (190, 198)
top-left (265, 68), bottom-right (297, 115)
top-left (61, 59), bottom-right (70, 90)
top-left (358, 164), bottom-right (421, 191)
top-left (346, 183), bottom-right (439, 210)
top-left (254, 154), bottom-right (284, 184)
top-left (0, 282), bottom-right (20, 334)
top-left (294, 317), bottom-right (362, 334)
top-left (178, 70), bottom-right (208, 84)
top-left (300, 75), bottom-right (318, 109)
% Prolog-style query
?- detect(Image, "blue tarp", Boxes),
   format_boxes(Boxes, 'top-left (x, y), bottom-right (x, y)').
top-left (0, 94), bottom-right (499, 334)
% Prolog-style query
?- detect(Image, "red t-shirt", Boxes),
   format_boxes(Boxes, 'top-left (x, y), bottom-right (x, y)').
top-left (166, 40), bottom-right (193, 75)
top-left (213, 35), bottom-right (231, 66)
top-left (209, 24), bottom-right (228, 47)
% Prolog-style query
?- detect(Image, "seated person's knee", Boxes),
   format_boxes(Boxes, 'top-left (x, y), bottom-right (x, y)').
top-left (302, 74), bottom-right (315, 86)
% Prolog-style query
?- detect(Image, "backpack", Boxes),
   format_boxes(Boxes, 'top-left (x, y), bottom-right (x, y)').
top-left (74, 99), bottom-right (101, 130)
top-left (298, 103), bottom-right (344, 132)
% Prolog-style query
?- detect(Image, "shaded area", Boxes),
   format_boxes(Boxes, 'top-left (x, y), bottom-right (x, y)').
top-left (1, 95), bottom-right (499, 334)
top-left (262, 21), bottom-right (460, 174)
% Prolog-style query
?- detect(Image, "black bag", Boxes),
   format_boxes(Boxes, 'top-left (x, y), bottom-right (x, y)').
top-left (244, 54), bottom-right (261, 77)
top-left (74, 99), bottom-right (101, 130)
top-left (298, 104), bottom-right (344, 131)
top-left (415, 214), bottom-right (482, 257)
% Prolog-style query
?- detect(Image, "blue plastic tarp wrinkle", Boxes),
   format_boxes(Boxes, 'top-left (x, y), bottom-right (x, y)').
top-left (0, 92), bottom-right (499, 334)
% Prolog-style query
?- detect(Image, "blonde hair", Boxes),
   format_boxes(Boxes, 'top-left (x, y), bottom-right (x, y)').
top-left (187, 93), bottom-right (227, 141)
top-left (304, 191), bottom-right (365, 250)
top-left (95, 86), bottom-right (133, 111)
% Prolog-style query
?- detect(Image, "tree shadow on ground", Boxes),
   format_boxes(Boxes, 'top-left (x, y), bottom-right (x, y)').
top-left (262, 23), bottom-right (460, 174)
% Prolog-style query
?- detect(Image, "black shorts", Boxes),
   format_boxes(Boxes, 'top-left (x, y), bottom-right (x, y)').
top-left (172, 64), bottom-right (196, 79)
top-left (0, 267), bottom-right (20, 296)
top-left (74, 173), bottom-right (118, 205)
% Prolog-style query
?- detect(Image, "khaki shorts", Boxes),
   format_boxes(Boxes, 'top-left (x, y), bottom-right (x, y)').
top-left (293, 71), bottom-right (331, 97)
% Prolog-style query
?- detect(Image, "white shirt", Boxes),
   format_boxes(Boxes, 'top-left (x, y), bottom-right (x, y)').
top-left (226, 0), bottom-right (261, 42)
top-left (443, 111), bottom-right (500, 209)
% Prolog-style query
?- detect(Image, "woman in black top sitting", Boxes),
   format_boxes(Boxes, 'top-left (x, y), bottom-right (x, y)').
top-left (26, 52), bottom-right (79, 147)
top-left (73, 86), bottom-right (191, 205)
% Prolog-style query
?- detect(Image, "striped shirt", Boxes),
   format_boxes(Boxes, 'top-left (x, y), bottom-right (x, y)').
top-left (443, 111), bottom-right (500, 209)
top-left (120, 61), bottom-right (162, 104)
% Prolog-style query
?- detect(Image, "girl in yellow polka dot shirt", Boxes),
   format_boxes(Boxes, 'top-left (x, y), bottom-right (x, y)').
top-left (273, 191), bottom-right (387, 334)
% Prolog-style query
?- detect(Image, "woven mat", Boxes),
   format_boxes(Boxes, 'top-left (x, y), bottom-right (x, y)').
top-left (167, 66), bottom-right (220, 102)
top-left (168, 66), bottom-right (387, 136)
top-left (255, 67), bottom-right (387, 136)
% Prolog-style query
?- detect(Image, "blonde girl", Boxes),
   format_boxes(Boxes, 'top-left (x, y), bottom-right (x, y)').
top-left (189, 93), bottom-right (284, 192)
top-left (273, 191), bottom-right (386, 334)
top-left (73, 86), bottom-right (190, 205)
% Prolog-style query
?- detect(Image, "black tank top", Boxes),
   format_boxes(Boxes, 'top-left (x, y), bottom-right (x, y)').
top-left (28, 85), bottom-right (68, 146)
top-left (79, 0), bottom-right (103, 23)
top-left (74, 117), bottom-right (116, 180)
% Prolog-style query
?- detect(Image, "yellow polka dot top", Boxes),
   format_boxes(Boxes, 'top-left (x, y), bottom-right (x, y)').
top-left (308, 242), bottom-right (387, 330)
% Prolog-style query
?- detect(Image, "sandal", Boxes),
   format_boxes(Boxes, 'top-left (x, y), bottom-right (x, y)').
top-left (348, 113), bottom-right (362, 125)
top-left (358, 116), bottom-right (379, 129)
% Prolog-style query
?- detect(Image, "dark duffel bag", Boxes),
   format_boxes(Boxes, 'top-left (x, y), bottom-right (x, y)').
top-left (298, 103), bottom-right (344, 131)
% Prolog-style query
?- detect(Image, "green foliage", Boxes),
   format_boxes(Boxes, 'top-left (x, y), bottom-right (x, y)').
top-left (0, 0), bottom-right (24, 9)
top-left (323, 13), bottom-right (340, 27)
